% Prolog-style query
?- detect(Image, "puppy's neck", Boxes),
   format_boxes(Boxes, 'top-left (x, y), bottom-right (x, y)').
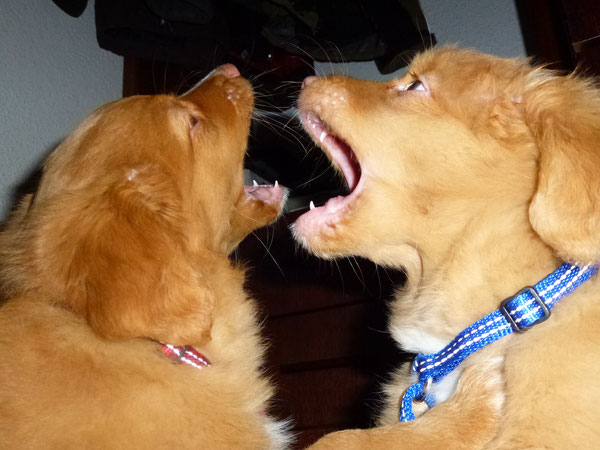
top-left (198, 259), bottom-right (267, 368)
top-left (390, 210), bottom-right (559, 354)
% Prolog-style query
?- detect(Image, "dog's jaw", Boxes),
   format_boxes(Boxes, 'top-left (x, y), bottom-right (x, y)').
top-left (292, 110), bottom-right (366, 256)
top-left (291, 178), bottom-right (365, 257)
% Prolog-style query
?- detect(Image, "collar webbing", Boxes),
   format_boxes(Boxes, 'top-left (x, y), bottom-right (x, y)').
top-left (161, 344), bottom-right (211, 369)
top-left (399, 261), bottom-right (598, 422)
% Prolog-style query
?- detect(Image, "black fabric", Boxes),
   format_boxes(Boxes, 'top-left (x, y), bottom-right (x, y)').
top-left (145, 0), bottom-right (214, 25)
top-left (261, 0), bottom-right (434, 72)
top-left (95, 0), bottom-right (433, 74)
top-left (95, 0), bottom-right (228, 67)
top-left (52, 0), bottom-right (88, 18)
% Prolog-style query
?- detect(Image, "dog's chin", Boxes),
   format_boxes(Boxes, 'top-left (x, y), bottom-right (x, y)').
top-left (290, 224), bottom-right (345, 260)
top-left (225, 183), bottom-right (288, 254)
top-left (291, 212), bottom-right (368, 261)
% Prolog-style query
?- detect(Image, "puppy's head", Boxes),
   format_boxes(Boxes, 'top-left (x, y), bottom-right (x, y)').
top-left (0, 65), bottom-right (286, 344)
top-left (294, 47), bottom-right (600, 273)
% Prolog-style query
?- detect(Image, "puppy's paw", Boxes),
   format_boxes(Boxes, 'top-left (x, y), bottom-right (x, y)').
top-left (482, 357), bottom-right (506, 412)
top-left (455, 356), bottom-right (505, 419)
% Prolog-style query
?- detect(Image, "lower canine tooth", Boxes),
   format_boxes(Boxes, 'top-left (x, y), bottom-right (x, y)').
top-left (274, 180), bottom-right (278, 188)
top-left (319, 131), bottom-right (327, 143)
top-left (253, 179), bottom-right (258, 187)
top-left (310, 201), bottom-right (315, 210)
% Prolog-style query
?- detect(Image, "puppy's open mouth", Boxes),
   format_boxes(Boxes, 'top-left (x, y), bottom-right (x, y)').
top-left (244, 179), bottom-right (287, 207)
top-left (295, 111), bottom-right (364, 231)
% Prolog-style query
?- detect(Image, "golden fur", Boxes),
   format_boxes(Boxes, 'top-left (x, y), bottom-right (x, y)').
top-left (294, 47), bottom-right (600, 448)
top-left (0, 66), bottom-right (290, 448)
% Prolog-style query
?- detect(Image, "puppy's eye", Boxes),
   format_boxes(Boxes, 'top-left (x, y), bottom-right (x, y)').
top-left (189, 114), bottom-right (200, 131)
top-left (405, 79), bottom-right (425, 91)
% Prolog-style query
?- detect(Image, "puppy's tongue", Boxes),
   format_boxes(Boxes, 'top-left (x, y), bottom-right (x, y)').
top-left (244, 181), bottom-right (286, 206)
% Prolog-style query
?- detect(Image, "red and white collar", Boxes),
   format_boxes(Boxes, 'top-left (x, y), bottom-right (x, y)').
top-left (161, 344), bottom-right (211, 370)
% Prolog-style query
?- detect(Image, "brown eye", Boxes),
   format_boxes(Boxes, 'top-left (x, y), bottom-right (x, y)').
top-left (405, 79), bottom-right (425, 91)
top-left (189, 114), bottom-right (200, 131)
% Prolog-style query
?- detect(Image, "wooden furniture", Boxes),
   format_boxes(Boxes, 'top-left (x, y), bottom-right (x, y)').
top-left (237, 211), bottom-right (406, 447)
top-left (558, 0), bottom-right (600, 75)
top-left (517, 0), bottom-right (600, 75)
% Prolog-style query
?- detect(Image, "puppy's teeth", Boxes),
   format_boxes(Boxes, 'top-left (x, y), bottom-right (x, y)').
top-left (319, 131), bottom-right (327, 143)
top-left (310, 201), bottom-right (315, 210)
top-left (253, 179), bottom-right (258, 187)
top-left (274, 180), bottom-right (279, 188)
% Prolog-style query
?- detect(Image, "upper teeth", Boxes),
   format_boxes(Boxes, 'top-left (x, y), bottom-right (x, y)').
top-left (250, 179), bottom-right (280, 189)
top-left (319, 131), bottom-right (327, 143)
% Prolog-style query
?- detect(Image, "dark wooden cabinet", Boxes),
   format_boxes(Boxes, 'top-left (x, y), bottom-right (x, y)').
top-left (517, 0), bottom-right (600, 76)
top-left (237, 211), bottom-right (406, 447)
top-left (559, 0), bottom-right (600, 76)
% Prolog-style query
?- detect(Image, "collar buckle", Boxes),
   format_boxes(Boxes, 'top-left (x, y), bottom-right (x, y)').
top-left (500, 286), bottom-right (551, 332)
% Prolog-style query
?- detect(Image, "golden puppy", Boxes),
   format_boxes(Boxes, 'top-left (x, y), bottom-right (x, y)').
top-left (293, 47), bottom-right (600, 448)
top-left (0, 65), bottom-right (291, 448)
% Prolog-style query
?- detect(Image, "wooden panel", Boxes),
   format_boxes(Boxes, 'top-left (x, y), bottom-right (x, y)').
top-left (268, 302), bottom-right (372, 366)
top-left (572, 36), bottom-right (600, 78)
top-left (515, 0), bottom-right (574, 69)
top-left (558, 0), bottom-right (600, 77)
top-left (559, 0), bottom-right (600, 43)
top-left (275, 367), bottom-right (376, 429)
top-left (248, 279), bottom-right (368, 317)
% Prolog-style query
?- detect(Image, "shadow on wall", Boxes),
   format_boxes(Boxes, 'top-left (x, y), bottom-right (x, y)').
top-left (1, 142), bottom-right (58, 224)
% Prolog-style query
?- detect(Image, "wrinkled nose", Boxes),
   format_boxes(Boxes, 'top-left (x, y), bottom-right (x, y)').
top-left (216, 64), bottom-right (240, 79)
top-left (303, 76), bottom-right (318, 87)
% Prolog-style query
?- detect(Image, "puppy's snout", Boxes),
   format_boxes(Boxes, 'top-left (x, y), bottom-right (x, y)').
top-left (217, 64), bottom-right (241, 79)
top-left (300, 77), bottom-right (349, 114)
top-left (303, 76), bottom-right (318, 87)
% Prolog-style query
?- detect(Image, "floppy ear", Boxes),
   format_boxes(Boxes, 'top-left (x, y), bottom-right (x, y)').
top-left (524, 71), bottom-right (600, 263)
top-left (38, 166), bottom-right (215, 346)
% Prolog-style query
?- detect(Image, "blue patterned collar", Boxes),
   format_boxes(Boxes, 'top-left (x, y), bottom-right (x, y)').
top-left (399, 262), bottom-right (598, 422)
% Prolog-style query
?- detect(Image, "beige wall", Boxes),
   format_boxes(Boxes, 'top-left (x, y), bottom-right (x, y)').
top-left (0, 2), bottom-right (123, 218)
top-left (315, 0), bottom-right (526, 80)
